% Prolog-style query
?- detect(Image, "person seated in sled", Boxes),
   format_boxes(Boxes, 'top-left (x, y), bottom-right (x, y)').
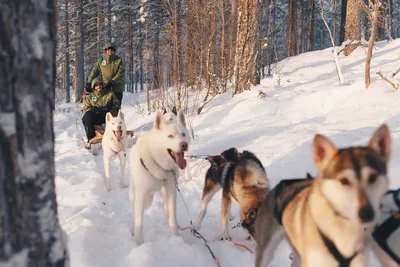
top-left (82, 77), bottom-right (120, 146)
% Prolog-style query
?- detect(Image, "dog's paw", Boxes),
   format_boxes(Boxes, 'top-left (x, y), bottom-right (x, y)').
top-left (119, 182), bottom-right (128, 189)
top-left (170, 226), bottom-right (178, 235)
top-left (220, 234), bottom-right (232, 241)
top-left (135, 234), bottom-right (144, 246)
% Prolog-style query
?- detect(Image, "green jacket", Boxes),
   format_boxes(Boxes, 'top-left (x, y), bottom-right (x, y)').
top-left (87, 54), bottom-right (125, 92)
top-left (83, 90), bottom-right (120, 114)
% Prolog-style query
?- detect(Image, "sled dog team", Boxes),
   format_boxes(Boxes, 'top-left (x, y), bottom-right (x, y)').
top-left (101, 109), bottom-right (399, 267)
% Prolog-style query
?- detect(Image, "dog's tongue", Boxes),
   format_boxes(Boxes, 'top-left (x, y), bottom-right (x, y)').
top-left (175, 151), bottom-right (187, 170)
top-left (114, 130), bottom-right (122, 142)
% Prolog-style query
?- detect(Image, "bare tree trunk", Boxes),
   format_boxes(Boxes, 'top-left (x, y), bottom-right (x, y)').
top-left (128, 2), bottom-right (134, 93)
top-left (75, 0), bottom-right (85, 102)
top-left (219, 0), bottom-right (228, 93)
top-left (264, 0), bottom-right (271, 76)
top-left (287, 0), bottom-right (296, 56)
top-left (107, 0), bottom-right (112, 41)
top-left (186, 0), bottom-right (196, 90)
top-left (154, 25), bottom-right (161, 90)
top-left (232, 0), bottom-right (258, 95)
top-left (139, 23), bottom-right (144, 92)
top-left (229, 0), bottom-right (238, 80)
top-left (377, 0), bottom-right (386, 41)
top-left (65, 0), bottom-right (70, 103)
top-left (339, 0), bottom-right (348, 44)
top-left (0, 1), bottom-right (69, 265)
top-left (333, 0), bottom-right (338, 43)
top-left (307, 0), bottom-right (315, 51)
top-left (387, 0), bottom-right (393, 40)
top-left (253, 0), bottom-right (263, 85)
top-left (174, 0), bottom-right (182, 110)
top-left (344, 0), bottom-right (361, 56)
top-left (363, 0), bottom-right (380, 88)
top-left (97, 0), bottom-right (101, 58)
top-left (297, 0), bottom-right (304, 54)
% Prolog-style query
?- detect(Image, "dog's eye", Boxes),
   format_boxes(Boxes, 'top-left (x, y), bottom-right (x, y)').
top-left (182, 133), bottom-right (186, 137)
top-left (368, 174), bottom-right (377, 184)
top-left (168, 134), bottom-right (174, 138)
top-left (247, 208), bottom-right (257, 220)
top-left (340, 178), bottom-right (351, 186)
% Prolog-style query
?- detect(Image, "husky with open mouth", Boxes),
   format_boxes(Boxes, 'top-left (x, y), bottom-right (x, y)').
top-left (129, 110), bottom-right (190, 245)
top-left (102, 109), bottom-right (128, 191)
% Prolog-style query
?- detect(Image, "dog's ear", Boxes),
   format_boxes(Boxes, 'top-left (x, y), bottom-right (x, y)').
top-left (312, 134), bottom-right (338, 170)
top-left (106, 112), bottom-right (113, 123)
top-left (177, 110), bottom-right (186, 128)
top-left (118, 109), bottom-right (124, 119)
top-left (172, 106), bottom-right (177, 115)
top-left (154, 110), bottom-right (165, 130)
top-left (367, 124), bottom-right (391, 163)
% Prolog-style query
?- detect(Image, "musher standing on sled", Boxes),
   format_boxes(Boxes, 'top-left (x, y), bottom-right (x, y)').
top-left (85, 42), bottom-right (125, 105)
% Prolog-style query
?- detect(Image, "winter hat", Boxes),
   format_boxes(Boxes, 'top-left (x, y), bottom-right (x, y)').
top-left (91, 77), bottom-right (104, 89)
top-left (104, 42), bottom-right (116, 51)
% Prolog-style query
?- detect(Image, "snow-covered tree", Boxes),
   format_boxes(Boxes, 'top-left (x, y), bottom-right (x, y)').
top-left (0, 0), bottom-right (69, 265)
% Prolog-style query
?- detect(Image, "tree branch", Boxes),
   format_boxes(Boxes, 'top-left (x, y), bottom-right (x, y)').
top-left (376, 70), bottom-right (399, 90)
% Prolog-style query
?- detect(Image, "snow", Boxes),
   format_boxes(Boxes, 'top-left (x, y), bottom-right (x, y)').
top-left (55, 39), bottom-right (400, 267)
top-left (0, 112), bottom-right (16, 136)
top-left (0, 249), bottom-right (28, 267)
top-left (30, 22), bottom-right (48, 60)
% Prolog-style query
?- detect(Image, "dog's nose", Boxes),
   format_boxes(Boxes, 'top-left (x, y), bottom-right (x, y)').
top-left (359, 206), bottom-right (375, 223)
top-left (180, 142), bottom-right (188, 151)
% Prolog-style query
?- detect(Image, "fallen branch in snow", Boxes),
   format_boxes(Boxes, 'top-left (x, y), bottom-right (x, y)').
top-left (336, 40), bottom-right (369, 55)
top-left (376, 70), bottom-right (399, 91)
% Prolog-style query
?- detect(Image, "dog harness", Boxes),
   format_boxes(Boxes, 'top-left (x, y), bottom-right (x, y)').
top-left (140, 157), bottom-right (176, 181)
top-left (207, 150), bottom-right (243, 175)
top-left (372, 189), bottom-right (400, 264)
top-left (318, 229), bottom-right (358, 267)
top-left (273, 176), bottom-right (313, 225)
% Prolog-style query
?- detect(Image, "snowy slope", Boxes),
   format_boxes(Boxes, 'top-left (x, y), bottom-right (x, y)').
top-left (55, 39), bottom-right (400, 267)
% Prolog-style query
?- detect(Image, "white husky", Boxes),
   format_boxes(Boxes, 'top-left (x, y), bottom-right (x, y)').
top-left (102, 110), bottom-right (128, 191)
top-left (129, 110), bottom-right (190, 245)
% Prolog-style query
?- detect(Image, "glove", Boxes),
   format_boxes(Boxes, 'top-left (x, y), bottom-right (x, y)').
top-left (107, 80), bottom-right (116, 91)
top-left (85, 82), bottom-right (92, 93)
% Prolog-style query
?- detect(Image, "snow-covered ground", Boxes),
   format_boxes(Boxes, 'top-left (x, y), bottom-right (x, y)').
top-left (55, 39), bottom-right (400, 267)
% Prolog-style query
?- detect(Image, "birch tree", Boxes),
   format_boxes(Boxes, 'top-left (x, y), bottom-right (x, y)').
top-left (320, 0), bottom-right (345, 84)
top-left (0, 0), bottom-right (69, 265)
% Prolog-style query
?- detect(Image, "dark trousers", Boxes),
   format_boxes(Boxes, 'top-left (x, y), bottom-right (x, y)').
top-left (82, 109), bottom-right (108, 141)
top-left (114, 92), bottom-right (123, 105)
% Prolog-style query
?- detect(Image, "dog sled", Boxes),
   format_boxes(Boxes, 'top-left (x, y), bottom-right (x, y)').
top-left (86, 124), bottom-right (137, 155)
